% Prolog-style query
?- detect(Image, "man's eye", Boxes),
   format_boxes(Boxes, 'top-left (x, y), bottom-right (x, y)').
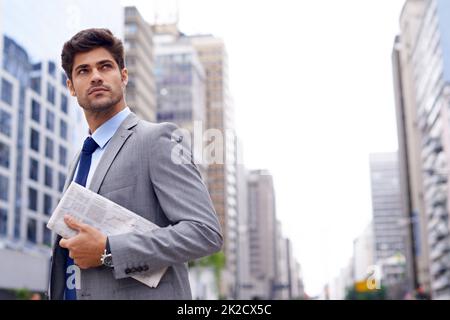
top-left (78, 69), bottom-right (87, 74)
top-left (102, 64), bottom-right (112, 69)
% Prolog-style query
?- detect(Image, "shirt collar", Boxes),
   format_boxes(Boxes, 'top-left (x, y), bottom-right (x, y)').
top-left (89, 107), bottom-right (131, 149)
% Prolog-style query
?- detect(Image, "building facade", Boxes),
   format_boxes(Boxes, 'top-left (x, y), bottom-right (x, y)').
top-left (369, 152), bottom-right (409, 298)
top-left (0, 36), bottom-right (71, 292)
top-left (189, 35), bottom-right (239, 299)
top-left (154, 28), bottom-right (206, 159)
top-left (396, 0), bottom-right (450, 299)
top-left (246, 170), bottom-right (277, 299)
top-left (392, 0), bottom-right (431, 296)
top-left (124, 6), bottom-right (156, 122)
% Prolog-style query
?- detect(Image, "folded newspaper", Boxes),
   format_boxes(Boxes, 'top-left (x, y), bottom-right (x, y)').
top-left (47, 181), bottom-right (167, 288)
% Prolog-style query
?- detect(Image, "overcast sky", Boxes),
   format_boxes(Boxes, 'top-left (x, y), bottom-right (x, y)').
top-left (121, 0), bottom-right (406, 296)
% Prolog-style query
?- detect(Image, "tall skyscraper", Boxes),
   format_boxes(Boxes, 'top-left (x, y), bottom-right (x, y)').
top-left (274, 221), bottom-right (289, 300)
top-left (153, 26), bottom-right (206, 159)
top-left (235, 144), bottom-right (252, 299)
top-left (392, 0), bottom-right (431, 296)
top-left (189, 35), bottom-right (239, 298)
top-left (246, 170), bottom-right (277, 299)
top-left (395, 0), bottom-right (450, 299)
top-left (273, 226), bottom-right (304, 299)
top-left (0, 36), bottom-right (70, 293)
top-left (124, 6), bottom-right (157, 122)
top-left (369, 152), bottom-right (409, 299)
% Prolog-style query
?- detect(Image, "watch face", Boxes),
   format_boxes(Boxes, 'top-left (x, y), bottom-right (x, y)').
top-left (103, 255), bottom-right (113, 267)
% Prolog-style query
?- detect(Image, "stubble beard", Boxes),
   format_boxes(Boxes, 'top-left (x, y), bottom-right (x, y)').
top-left (81, 92), bottom-right (122, 116)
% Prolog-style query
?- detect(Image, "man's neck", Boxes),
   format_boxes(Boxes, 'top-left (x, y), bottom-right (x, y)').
top-left (84, 103), bottom-right (126, 134)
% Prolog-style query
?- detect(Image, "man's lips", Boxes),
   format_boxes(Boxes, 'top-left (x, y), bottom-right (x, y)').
top-left (88, 87), bottom-right (109, 95)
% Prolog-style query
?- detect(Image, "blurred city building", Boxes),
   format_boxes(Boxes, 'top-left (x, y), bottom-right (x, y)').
top-left (124, 6), bottom-right (157, 122)
top-left (329, 258), bottom-right (353, 300)
top-left (153, 23), bottom-right (207, 179)
top-left (392, 0), bottom-right (431, 297)
top-left (246, 170), bottom-right (277, 299)
top-left (394, 0), bottom-right (450, 299)
top-left (189, 34), bottom-right (239, 299)
top-left (234, 139), bottom-right (252, 299)
top-left (369, 152), bottom-right (409, 299)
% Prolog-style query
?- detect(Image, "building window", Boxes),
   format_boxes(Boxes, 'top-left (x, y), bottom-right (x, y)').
top-left (45, 137), bottom-right (54, 159)
top-left (125, 23), bottom-right (137, 34)
top-left (1, 78), bottom-right (13, 105)
top-left (29, 158), bottom-right (39, 181)
top-left (61, 93), bottom-right (68, 114)
top-left (59, 146), bottom-right (67, 166)
top-left (46, 109), bottom-right (55, 131)
top-left (33, 63), bottom-right (42, 71)
top-left (27, 218), bottom-right (37, 243)
top-left (0, 110), bottom-right (12, 137)
top-left (28, 187), bottom-right (38, 211)
top-left (61, 72), bottom-right (67, 87)
top-left (31, 99), bottom-right (41, 123)
top-left (43, 222), bottom-right (52, 246)
top-left (0, 208), bottom-right (7, 235)
top-left (58, 172), bottom-right (66, 192)
top-left (0, 175), bottom-right (8, 201)
top-left (45, 165), bottom-right (53, 188)
top-left (60, 119), bottom-right (67, 140)
top-left (47, 82), bottom-right (55, 104)
top-left (30, 77), bottom-right (41, 94)
top-left (30, 128), bottom-right (40, 152)
top-left (0, 143), bottom-right (10, 168)
top-left (48, 61), bottom-right (56, 77)
top-left (43, 194), bottom-right (52, 216)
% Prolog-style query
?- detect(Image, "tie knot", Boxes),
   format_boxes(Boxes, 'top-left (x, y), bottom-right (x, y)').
top-left (82, 137), bottom-right (99, 155)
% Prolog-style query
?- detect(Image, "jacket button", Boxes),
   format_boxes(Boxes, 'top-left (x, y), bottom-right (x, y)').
top-left (131, 267), bottom-right (137, 273)
top-left (137, 266), bottom-right (143, 272)
top-left (125, 268), bottom-right (131, 274)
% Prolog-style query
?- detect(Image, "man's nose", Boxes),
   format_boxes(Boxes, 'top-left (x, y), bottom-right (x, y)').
top-left (90, 68), bottom-right (103, 84)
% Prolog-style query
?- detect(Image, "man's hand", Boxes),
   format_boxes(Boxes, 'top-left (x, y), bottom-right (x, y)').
top-left (59, 215), bottom-right (107, 269)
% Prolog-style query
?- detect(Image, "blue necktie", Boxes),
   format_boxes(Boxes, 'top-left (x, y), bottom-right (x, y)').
top-left (64, 136), bottom-right (99, 300)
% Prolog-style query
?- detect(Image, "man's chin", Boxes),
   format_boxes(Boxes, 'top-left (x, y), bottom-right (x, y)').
top-left (85, 100), bottom-right (115, 113)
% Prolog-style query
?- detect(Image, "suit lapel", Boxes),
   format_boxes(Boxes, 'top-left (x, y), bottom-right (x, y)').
top-left (51, 151), bottom-right (80, 250)
top-left (88, 113), bottom-right (139, 194)
top-left (62, 151), bottom-right (80, 193)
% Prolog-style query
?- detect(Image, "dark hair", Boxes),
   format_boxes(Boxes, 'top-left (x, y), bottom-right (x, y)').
top-left (61, 28), bottom-right (125, 80)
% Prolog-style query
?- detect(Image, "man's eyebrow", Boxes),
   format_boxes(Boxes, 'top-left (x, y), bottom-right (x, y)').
top-left (96, 59), bottom-right (115, 66)
top-left (74, 64), bottom-right (89, 72)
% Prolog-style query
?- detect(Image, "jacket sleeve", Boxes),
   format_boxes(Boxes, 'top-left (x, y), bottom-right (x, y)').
top-left (108, 122), bottom-right (223, 279)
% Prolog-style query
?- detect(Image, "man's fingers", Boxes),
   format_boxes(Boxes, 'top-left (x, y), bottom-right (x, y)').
top-left (69, 251), bottom-right (74, 259)
top-left (59, 238), bottom-right (70, 248)
top-left (64, 215), bottom-right (86, 232)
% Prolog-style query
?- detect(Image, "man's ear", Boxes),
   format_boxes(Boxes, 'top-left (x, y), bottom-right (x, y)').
top-left (66, 78), bottom-right (76, 97)
top-left (121, 68), bottom-right (128, 88)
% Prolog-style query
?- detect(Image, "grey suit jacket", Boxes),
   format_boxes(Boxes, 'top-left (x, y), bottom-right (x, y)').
top-left (48, 112), bottom-right (223, 300)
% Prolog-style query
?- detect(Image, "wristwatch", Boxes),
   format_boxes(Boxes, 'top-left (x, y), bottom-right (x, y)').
top-left (101, 238), bottom-right (114, 268)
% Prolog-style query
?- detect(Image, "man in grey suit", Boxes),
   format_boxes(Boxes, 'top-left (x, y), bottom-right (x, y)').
top-left (48, 28), bottom-right (223, 300)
